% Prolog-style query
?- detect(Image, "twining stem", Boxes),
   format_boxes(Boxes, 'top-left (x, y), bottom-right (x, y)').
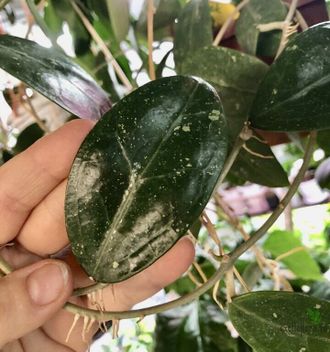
top-left (147, 0), bottom-right (156, 80)
top-left (0, 0), bottom-right (10, 10)
top-left (216, 124), bottom-right (253, 188)
top-left (213, 0), bottom-right (250, 46)
top-left (63, 132), bottom-right (316, 320)
top-left (70, 0), bottom-right (133, 91)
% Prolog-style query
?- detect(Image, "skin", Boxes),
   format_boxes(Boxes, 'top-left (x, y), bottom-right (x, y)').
top-left (0, 120), bottom-right (195, 352)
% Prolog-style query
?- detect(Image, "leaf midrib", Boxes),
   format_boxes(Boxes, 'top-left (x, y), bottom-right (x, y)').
top-left (256, 73), bottom-right (330, 119)
top-left (92, 80), bottom-right (200, 275)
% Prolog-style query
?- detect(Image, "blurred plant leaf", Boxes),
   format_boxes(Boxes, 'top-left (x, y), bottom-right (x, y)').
top-left (155, 299), bottom-right (238, 352)
top-left (315, 157), bottom-right (330, 189)
top-left (174, 0), bottom-right (212, 72)
top-left (229, 291), bottom-right (330, 352)
top-left (236, 0), bottom-right (287, 56)
top-left (317, 129), bottom-right (330, 155)
top-left (310, 281), bottom-right (330, 301)
top-left (44, 0), bottom-right (63, 35)
top-left (250, 22), bottom-right (330, 131)
top-left (0, 35), bottom-right (111, 120)
top-left (263, 230), bottom-right (322, 281)
top-left (137, 0), bottom-right (181, 33)
top-left (13, 123), bottom-right (44, 154)
top-left (65, 76), bottom-right (228, 283)
top-left (106, 0), bottom-right (129, 42)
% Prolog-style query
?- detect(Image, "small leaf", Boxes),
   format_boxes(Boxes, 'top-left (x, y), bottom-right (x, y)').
top-left (174, 0), bottom-right (212, 73)
top-left (0, 35), bottom-right (111, 120)
top-left (235, 0), bottom-right (287, 56)
top-left (180, 46), bottom-right (288, 187)
top-left (263, 230), bottom-right (322, 281)
top-left (250, 22), bottom-right (330, 131)
top-left (230, 137), bottom-right (289, 187)
top-left (65, 76), bottom-right (228, 283)
top-left (106, 0), bottom-right (129, 42)
top-left (155, 299), bottom-right (237, 352)
top-left (229, 291), bottom-right (330, 352)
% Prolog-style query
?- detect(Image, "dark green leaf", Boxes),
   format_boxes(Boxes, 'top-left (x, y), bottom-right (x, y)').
top-left (179, 46), bottom-right (268, 138)
top-left (0, 35), bottom-right (111, 120)
top-left (13, 123), bottom-right (44, 154)
top-left (315, 157), bottom-right (330, 189)
top-left (137, 0), bottom-right (181, 33)
top-left (180, 46), bottom-right (288, 186)
top-left (65, 76), bottom-right (228, 283)
top-left (250, 22), bottom-right (330, 131)
top-left (263, 230), bottom-right (322, 281)
top-left (235, 0), bottom-right (287, 56)
top-left (229, 291), bottom-right (330, 352)
top-left (174, 0), bottom-right (212, 73)
top-left (230, 137), bottom-right (289, 187)
top-left (155, 299), bottom-right (238, 352)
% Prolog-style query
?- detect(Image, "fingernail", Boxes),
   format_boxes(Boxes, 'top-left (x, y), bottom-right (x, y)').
top-left (26, 263), bottom-right (69, 305)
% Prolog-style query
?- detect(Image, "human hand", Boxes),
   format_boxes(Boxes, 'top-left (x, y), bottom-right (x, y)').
top-left (0, 120), bottom-right (195, 351)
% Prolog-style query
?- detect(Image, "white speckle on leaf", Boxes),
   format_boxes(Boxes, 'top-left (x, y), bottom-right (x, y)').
top-left (315, 304), bottom-right (321, 309)
top-left (174, 126), bottom-right (181, 131)
top-left (182, 125), bottom-right (191, 132)
top-left (273, 88), bottom-right (278, 95)
top-left (273, 313), bottom-right (278, 318)
top-left (112, 261), bottom-right (119, 269)
top-left (208, 109), bottom-right (221, 121)
top-left (299, 348), bottom-right (306, 352)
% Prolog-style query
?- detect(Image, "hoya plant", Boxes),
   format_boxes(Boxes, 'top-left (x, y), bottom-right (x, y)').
top-left (0, 0), bottom-right (330, 350)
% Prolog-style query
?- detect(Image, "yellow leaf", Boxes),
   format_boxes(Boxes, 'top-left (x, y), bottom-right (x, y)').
top-left (209, 2), bottom-right (239, 26)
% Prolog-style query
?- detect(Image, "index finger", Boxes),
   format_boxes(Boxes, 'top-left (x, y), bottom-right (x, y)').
top-left (0, 119), bottom-right (94, 244)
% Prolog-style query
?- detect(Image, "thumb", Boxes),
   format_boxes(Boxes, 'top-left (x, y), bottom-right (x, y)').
top-left (0, 259), bottom-right (73, 348)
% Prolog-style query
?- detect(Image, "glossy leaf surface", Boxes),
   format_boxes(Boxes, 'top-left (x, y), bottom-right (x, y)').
top-left (174, 0), bottom-right (212, 72)
top-left (250, 22), bottom-right (330, 131)
top-left (236, 0), bottom-right (287, 56)
top-left (65, 76), bottom-right (228, 283)
top-left (229, 291), bottom-right (330, 352)
top-left (155, 299), bottom-right (237, 352)
top-left (263, 230), bottom-right (322, 281)
top-left (0, 35), bottom-right (111, 120)
top-left (180, 46), bottom-right (288, 187)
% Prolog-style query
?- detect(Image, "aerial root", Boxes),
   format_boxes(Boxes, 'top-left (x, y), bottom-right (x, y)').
top-left (65, 313), bottom-right (80, 343)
